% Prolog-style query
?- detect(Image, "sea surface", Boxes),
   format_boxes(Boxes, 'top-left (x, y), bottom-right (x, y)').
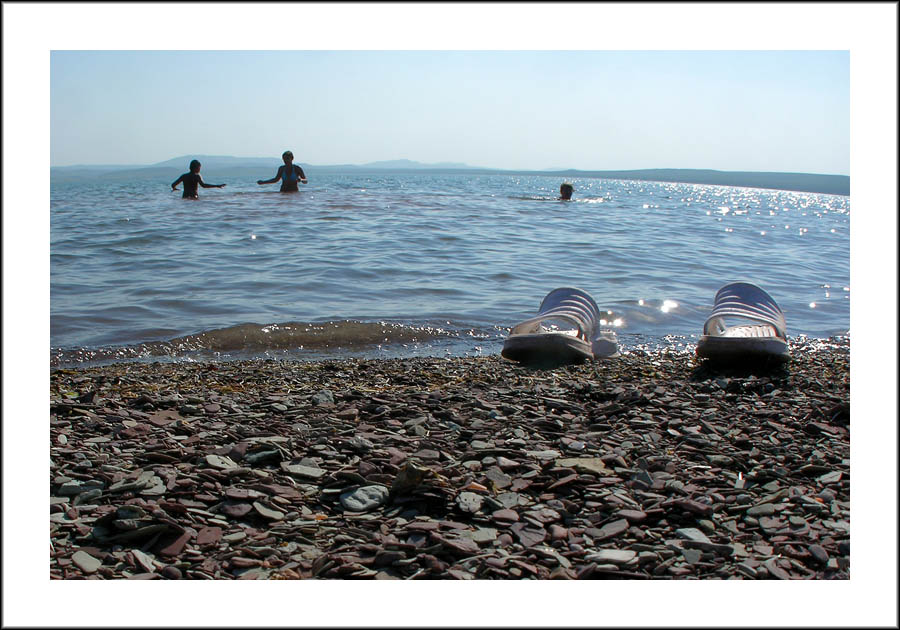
top-left (50, 173), bottom-right (850, 367)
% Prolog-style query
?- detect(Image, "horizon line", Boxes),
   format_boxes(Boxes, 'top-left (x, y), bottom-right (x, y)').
top-left (49, 156), bottom-right (850, 178)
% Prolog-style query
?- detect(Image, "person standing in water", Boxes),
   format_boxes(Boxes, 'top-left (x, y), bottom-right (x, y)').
top-left (559, 182), bottom-right (574, 201)
top-left (171, 160), bottom-right (226, 199)
top-left (257, 151), bottom-right (308, 192)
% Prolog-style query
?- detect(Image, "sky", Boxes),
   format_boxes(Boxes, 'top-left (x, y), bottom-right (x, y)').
top-left (3, 3), bottom-right (899, 629)
top-left (50, 49), bottom-right (850, 174)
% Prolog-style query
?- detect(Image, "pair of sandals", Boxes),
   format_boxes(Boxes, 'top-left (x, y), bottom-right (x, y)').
top-left (501, 282), bottom-right (789, 367)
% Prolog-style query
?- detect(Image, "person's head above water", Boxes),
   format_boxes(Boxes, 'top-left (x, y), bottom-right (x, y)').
top-left (282, 151), bottom-right (294, 163)
top-left (189, 160), bottom-right (201, 173)
top-left (559, 182), bottom-right (574, 200)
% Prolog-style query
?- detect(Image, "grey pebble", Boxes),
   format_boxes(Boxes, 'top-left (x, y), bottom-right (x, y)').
top-left (456, 492), bottom-right (484, 514)
top-left (340, 485), bottom-right (389, 512)
top-left (587, 549), bottom-right (636, 565)
top-left (72, 550), bottom-right (102, 574)
top-left (808, 544), bottom-right (829, 564)
top-left (311, 390), bottom-right (334, 406)
top-left (675, 527), bottom-right (711, 544)
top-left (747, 503), bottom-right (776, 517)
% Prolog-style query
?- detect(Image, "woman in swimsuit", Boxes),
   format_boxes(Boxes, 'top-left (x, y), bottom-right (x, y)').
top-left (257, 151), bottom-right (308, 192)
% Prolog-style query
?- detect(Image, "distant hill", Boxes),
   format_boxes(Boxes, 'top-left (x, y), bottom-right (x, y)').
top-left (358, 159), bottom-right (476, 170)
top-left (50, 157), bottom-right (849, 195)
top-left (150, 155), bottom-right (281, 169)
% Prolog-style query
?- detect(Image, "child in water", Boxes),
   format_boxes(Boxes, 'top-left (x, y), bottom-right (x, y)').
top-left (171, 160), bottom-right (226, 199)
top-left (257, 151), bottom-right (308, 192)
top-left (559, 182), bottom-right (574, 201)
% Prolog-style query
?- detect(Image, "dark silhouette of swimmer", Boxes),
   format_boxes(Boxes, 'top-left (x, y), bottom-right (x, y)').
top-left (257, 151), bottom-right (308, 192)
top-left (171, 160), bottom-right (226, 199)
top-left (559, 182), bottom-right (574, 201)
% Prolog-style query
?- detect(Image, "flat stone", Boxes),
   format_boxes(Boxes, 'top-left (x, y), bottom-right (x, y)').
top-left (675, 528), bottom-right (711, 544)
top-left (435, 534), bottom-right (479, 555)
top-left (252, 502), bottom-right (286, 521)
top-left (524, 508), bottom-right (561, 524)
top-left (495, 492), bottom-right (524, 509)
top-left (496, 457), bottom-right (519, 470)
top-left (456, 492), bottom-right (483, 514)
top-left (345, 435), bottom-right (372, 452)
top-left (734, 562), bottom-right (757, 578)
top-left (223, 532), bottom-right (247, 542)
top-left (681, 548), bottom-right (703, 564)
top-left (131, 549), bottom-right (157, 573)
top-left (158, 531), bottom-right (191, 557)
top-left (556, 457), bottom-right (607, 476)
top-left (491, 509), bottom-right (519, 524)
top-left (224, 488), bottom-right (264, 501)
top-left (590, 518), bottom-right (629, 541)
top-left (161, 566), bottom-right (182, 579)
top-left (547, 474), bottom-right (579, 490)
top-left (139, 475), bottom-right (166, 496)
top-left (108, 477), bottom-right (149, 493)
top-left (72, 550), bottom-right (102, 573)
top-left (764, 558), bottom-right (792, 580)
top-left (311, 390), bottom-right (334, 405)
top-left (509, 522), bottom-right (547, 547)
top-left (281, 463), bottom-right (326, 480)
top-left (485, 467), bottom-right (512, 489)
top-left (73, 489), bottom-right (103, 506)
top-left (340, 485), bottom-right (389, 512)
top-left (58, 481), bottom-right (91, 496)
top-left (526, 450), bottom-right (561, 461)
top-left (587, 549), bottom-right (636, 565)
top-left (196, 526), bottom-right (223, 547)
top-left (817, 471), bottom-right (842, 484)
top-left (148, 410), bottom-right (181, 427)
top-left (205, 454), bottom-right (237, 470)
top-left (673, 498), bottom-right (715, 517)
top-left (471, 527), bottom-right (498, 544)
top-left (616, 509), bottom-right (647, 523)
top-left (758, 516), bottom-right (784, 533)
top-left (808, 544), bottom-right (829, 564)
top-left (747, 503), bottom-right (776, 517)
top-left (405, 521), bottom-right (440, 532)
top-left (222, 502), bottom-right (253, 518)
top-left (682, 539), bottom-right (734, 556)
top-left (373, 550), bottom-right (406, 567)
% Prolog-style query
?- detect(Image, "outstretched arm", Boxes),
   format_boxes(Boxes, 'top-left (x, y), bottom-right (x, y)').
top-left (198, 175), bottom-right (226, 189)
top-left (257, 165), bottom-right (284, 185)
top-left (171, 174), bottom-right (184, 190)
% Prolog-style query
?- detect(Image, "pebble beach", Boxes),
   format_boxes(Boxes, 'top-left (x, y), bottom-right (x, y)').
top-left (49, 338), bottom-right (850, 581)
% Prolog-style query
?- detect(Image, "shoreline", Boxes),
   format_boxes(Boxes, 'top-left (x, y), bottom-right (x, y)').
top-left (50, 340), bottom-right (850, 580)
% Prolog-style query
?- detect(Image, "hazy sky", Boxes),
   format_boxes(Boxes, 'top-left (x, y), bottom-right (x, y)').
top-left (51, 49), bottom-right (849, 174)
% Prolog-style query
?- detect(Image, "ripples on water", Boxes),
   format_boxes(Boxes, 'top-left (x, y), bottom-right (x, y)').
top-left (50, 174), bottom-right (849, 367)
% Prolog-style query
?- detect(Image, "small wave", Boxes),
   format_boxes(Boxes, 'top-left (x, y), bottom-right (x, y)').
top-left (50, 320), bottom-right (473, 367)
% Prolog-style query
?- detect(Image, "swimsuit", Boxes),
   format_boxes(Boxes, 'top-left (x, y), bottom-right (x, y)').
top-left (280, 164), bottom-right (300, 192)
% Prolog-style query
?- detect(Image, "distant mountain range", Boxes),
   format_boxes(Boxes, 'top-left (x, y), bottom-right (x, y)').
top-left (50, 155), bottom-right (850, 195)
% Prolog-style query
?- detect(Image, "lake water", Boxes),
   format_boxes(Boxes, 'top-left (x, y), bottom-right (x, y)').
top-left (50, 173), bottom-right (850, 367)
